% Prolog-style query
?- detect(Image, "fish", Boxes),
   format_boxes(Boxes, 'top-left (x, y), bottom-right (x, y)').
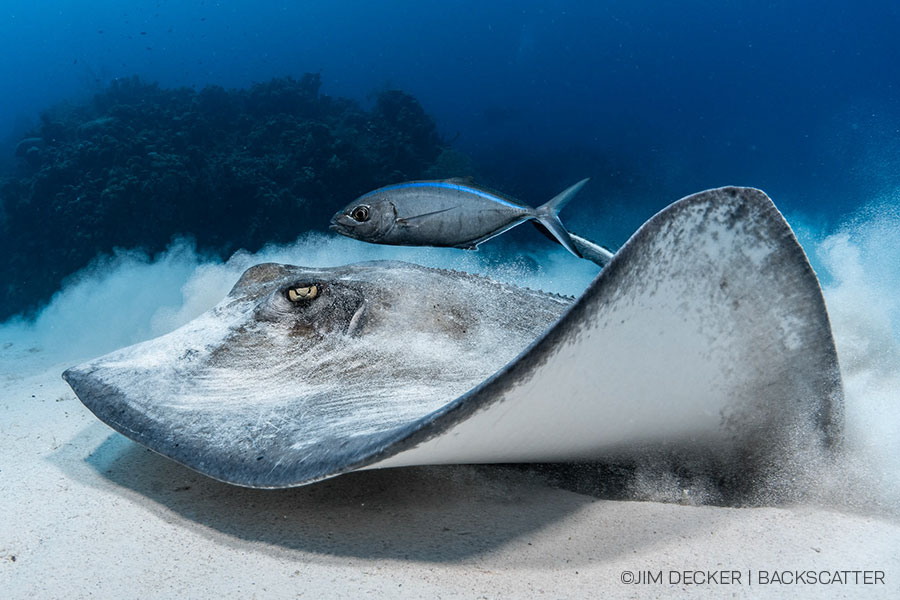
top-left (330, 178), bottom-right (588, 257)
top-left (64, 187), bottom-right (843, 490)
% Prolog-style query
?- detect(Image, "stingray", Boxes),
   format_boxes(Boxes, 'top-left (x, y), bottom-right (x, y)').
top-left (63, 187), bottom-right (843, 489)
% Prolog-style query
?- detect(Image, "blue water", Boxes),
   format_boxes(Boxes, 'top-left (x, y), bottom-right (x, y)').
top-left (0, 1), bottom-right (898, 505)
top-left (3, 1), bottom-right (900, 222)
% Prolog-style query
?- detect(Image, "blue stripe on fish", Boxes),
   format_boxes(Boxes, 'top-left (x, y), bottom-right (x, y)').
top-left (359, 181), bottom-right (523, 209)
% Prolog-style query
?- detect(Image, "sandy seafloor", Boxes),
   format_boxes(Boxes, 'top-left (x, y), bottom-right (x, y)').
top-left (1, 360), bottom-right (897, 599)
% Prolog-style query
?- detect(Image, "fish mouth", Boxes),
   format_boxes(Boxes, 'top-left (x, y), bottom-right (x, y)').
top-left (329, 211), bottom-right (347, 229)
top-left (329, 212), bottom-right (360, 238)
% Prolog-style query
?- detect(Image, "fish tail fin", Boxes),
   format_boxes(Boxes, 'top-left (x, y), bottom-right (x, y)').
top-left (533, 178), bottom-right (589, 258)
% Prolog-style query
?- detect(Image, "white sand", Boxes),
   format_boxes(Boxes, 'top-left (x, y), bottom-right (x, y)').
top-left (1, 363), bottom-right (898, 599)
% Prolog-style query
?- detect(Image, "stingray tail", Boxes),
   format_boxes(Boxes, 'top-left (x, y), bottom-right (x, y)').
top-left (533, 179), bottom-right (588, 258)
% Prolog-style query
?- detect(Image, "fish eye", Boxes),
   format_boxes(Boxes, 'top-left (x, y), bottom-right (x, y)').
top-left (350, 205), bottom-right (370, 222)
top-left (287, 284), bottom-right (319, 303)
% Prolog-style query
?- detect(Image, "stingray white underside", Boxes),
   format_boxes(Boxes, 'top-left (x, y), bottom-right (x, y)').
top-left (64, 187), bottom-right (842, 488)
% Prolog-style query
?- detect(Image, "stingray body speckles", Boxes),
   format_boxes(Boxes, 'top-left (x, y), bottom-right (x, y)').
top-left (64, 261), bottom-right (570, 487)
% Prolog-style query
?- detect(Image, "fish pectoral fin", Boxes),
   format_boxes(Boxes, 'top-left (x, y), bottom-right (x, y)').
top-left (396, 205), bottom-right (460, 226)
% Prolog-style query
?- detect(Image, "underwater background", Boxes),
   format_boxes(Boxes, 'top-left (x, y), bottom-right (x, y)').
top-left (0, 2), bottom-right (897, 504)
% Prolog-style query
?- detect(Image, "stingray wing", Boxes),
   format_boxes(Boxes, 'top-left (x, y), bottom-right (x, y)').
top-left (375, 187), bottom-right (843, 473)
top-left (64, 187), bottom-right (843, 488)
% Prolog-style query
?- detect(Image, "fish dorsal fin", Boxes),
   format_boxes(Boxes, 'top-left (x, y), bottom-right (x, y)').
top-left (443, 178), bottom-right (528, 208)
top-left (445, 176), bottom-right (476, 185)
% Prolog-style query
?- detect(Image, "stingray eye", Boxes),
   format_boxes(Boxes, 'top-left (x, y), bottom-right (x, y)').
top-left (350, 205), bottom-right (370, 222)
top-left (287, 284), bottom-right (318, 302)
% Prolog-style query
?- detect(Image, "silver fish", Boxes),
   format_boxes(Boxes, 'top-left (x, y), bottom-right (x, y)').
top-left (330, 178), bottom-right (588, 257)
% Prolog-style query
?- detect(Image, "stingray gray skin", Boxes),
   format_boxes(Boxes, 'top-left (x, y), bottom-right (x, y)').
top-left (64, 262), bottom-right (572, 488)
top-left (330, 178), bottom-right (586, 257)
top-left (64, 187), bottom-right (843, 489)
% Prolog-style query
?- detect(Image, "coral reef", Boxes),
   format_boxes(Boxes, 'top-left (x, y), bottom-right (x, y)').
top-left (0, 74), bottom-right (444, 320)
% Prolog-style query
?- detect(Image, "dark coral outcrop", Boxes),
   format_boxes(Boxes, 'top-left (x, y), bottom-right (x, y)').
top-left (0, 74), bottom-right (444, 320)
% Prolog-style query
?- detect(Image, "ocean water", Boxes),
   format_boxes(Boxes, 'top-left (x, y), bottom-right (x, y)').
top-left (0, 1), bottom-right (897, 507)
